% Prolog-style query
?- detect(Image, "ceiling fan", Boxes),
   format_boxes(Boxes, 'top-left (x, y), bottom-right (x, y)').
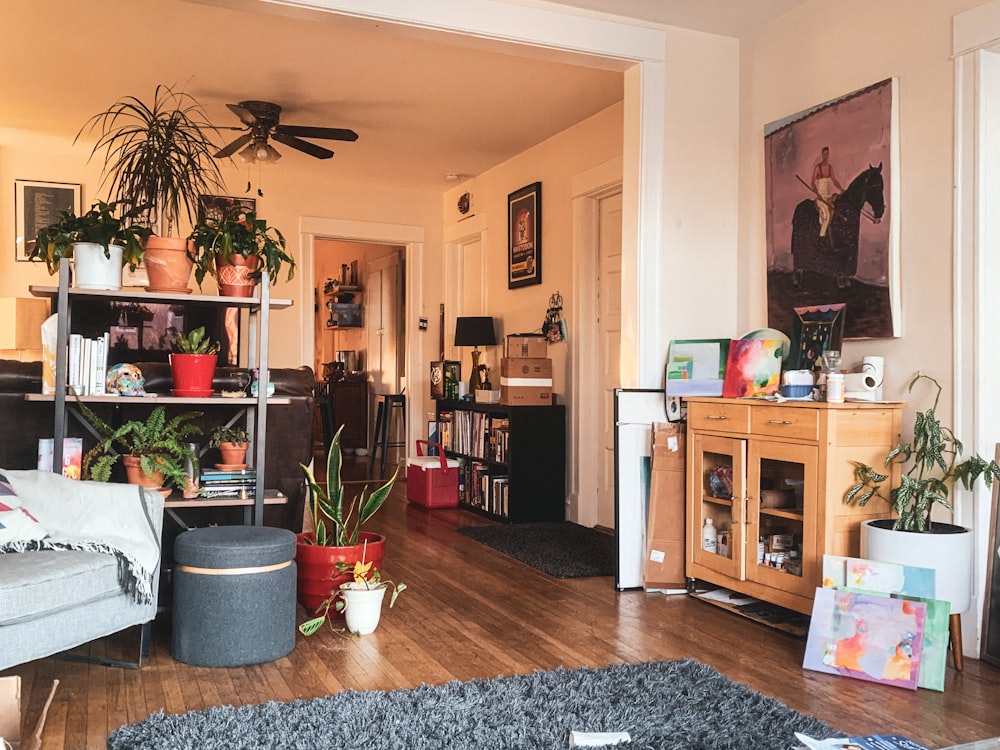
top-left (215, 100), bottom-right (358, 163)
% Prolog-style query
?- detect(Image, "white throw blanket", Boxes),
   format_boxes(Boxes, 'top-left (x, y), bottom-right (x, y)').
top-left (0, 470), bottom-right (162, 604)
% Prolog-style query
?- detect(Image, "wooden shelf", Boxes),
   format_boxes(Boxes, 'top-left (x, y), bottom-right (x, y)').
top-left (29, 284), bottom-right (293, 309)
top-left (25, 393), bottom-right (291, 405)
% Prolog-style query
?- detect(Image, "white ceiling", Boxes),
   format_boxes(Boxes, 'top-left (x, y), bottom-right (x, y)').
top-left (2, 0), bottom-right (808, 193)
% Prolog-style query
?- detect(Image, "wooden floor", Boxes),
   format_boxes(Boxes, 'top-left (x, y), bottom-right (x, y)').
top-left (6, 456), bottom-right (1000, 749)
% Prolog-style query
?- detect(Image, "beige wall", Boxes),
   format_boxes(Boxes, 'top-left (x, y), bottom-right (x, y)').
top-left (739, 0), bottom-right (987, 412)
top-left (441, 102), bottom-right (624, 401)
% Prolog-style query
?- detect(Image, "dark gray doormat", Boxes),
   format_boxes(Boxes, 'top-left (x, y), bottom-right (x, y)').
top-left (108, 659), bottom-right (837, 750)
top-left (457, 521), bottom-right (614, 578)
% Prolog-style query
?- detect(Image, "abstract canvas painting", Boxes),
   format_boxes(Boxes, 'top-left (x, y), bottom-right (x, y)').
top-left (721, 339), bottom-right (783, 398)
top-left (765, 79), bottom-right (899, 340)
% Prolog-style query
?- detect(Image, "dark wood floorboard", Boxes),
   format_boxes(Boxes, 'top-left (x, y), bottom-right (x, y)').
top-left (4, 455), bottom-right (1000, 748)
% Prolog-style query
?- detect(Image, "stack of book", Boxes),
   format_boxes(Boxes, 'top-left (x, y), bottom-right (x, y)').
top-left (199, 467), bottom-right (257, 498)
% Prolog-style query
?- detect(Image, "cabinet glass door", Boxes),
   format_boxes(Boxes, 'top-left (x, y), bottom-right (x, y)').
top-left (689, 433), bottom-right (746, 580)
top-left (745, 440), bottom-right (817, 599)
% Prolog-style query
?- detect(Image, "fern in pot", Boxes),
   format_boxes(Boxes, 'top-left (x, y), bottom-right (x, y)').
top-left (846, 372), bottom-right (999, 619)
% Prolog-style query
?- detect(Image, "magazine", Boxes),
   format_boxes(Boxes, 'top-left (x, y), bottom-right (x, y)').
top-left (796, 733), bottom-right (931, 750)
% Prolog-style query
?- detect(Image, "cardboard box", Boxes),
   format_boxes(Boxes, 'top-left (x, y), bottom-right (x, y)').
top-left (500, 357), bottom-right (552, 379)
top-left (0, 676), bottom-right (20, 750)
top-left (644, 422), bottom-right (687, 590)
top-left (500, 384), bottom-right (552, 406)
top-left (505, 333), bottom-right (547, 358)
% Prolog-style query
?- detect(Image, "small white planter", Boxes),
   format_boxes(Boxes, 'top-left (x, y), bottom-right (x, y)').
top-left (861, 518), bottom-right (973, 614)
top-left (339, 582), bottom-right (387, 635)
top-left (72, 242), bottom-right (122, 290)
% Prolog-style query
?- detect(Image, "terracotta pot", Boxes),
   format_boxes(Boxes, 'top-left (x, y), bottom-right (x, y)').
top-left (144, 236), bottom-right (194, 294)
top-left (218, 441), bottom-right (248, 466)
top-left (215, 254), bottom-right (260, 297)
top-left (295, 531), bottom-right (386, 614)
top-left (122, 455), bottom-right (164, 488)
top-left (168, 352), bottom-right (217, 396)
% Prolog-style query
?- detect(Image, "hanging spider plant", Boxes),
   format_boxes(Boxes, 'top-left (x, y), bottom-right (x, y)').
top-left (76, 84), bottom-right (226, 237)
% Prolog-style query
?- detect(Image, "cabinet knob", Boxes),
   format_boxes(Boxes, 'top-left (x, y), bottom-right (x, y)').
top-left (768, 419), bottom-right (793, 425)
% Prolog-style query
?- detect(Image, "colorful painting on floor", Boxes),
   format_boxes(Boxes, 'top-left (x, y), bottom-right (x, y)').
top-left (804, 587), bottom-right (926, 690)
top-left (721, 338), bottom-right (783, 398)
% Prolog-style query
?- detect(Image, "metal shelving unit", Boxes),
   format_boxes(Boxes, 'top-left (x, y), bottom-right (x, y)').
top-left (29, 264), bottom-right (293, 525)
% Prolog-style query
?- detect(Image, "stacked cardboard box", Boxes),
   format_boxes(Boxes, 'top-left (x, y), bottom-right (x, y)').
top-left (500, 334), bottom-right (552, 406)
top-left (644, 421), bottom-right (687, 590)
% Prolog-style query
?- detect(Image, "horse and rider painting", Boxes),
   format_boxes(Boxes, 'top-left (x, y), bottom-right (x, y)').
top-left (765, 78), bottom-right (899, 340)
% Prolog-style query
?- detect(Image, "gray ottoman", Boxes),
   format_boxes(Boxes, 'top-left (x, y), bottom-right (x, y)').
top-left (172, 526), bottom-right (297, 667)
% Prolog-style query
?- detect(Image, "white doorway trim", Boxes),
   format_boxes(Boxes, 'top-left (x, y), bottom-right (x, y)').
top-left (272, 0), bottom-right (669, 390)
top-left (570, 157), bottom-right (623, 526)
top-left (953, 0), bottom-right (1000, 656)
top-left (299, 216), bottom-right (425, 456)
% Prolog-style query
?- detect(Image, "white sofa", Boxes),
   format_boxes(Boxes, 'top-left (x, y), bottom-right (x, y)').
top-left (0, 470), bottom-right (164, 671)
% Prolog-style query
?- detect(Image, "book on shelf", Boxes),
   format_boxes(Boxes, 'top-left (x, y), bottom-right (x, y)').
top-left (66, 331), bottom-right (110, 396)
top-left (201, 468), bottom-right (257, 480)
top-left (200, 484), bottom-right (258, 497)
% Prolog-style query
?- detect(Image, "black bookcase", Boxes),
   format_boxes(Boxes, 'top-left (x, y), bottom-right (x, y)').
top-left (433, 400), bottom-right (565, 523)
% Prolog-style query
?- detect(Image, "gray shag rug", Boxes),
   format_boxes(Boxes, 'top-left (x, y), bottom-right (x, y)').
top-left (457, 521), bottom-right (615, 578)
top-left (108, 659), bottom-right (836, 749)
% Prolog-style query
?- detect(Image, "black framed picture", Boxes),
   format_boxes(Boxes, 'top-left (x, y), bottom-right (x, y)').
top-left (508, 182), bottom-right (541, 289)
top-left (198, 194), bottom-right (256, 224)
top-left (15, 179), bottom-right (82, 261)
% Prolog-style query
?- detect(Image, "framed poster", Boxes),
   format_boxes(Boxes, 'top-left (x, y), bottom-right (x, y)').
top-left (198, 194), bottom-right (255, 224)
top-left (15, 179), bottom-right (82, 261)
top-left (764, 78), bottom-right (900, 339)
top-left (508, 181), bottom-right (541, 289)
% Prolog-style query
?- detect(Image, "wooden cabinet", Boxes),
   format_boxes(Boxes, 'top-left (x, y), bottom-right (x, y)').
top-left (685, 397), bottom-right (903, 614)
top-left (331, 379), bottom-right (368, 450)
top-left (434, 400), bottom-right (565, 523)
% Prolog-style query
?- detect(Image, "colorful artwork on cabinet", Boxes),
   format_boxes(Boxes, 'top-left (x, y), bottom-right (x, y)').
top-left (721, 339), bottom-right (783, 398)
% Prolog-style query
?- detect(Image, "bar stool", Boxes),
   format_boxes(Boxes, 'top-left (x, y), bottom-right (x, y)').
top-left (369, 393), bottom-right (406, 478)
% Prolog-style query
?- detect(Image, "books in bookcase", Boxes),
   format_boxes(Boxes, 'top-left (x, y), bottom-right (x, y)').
top-left (67, 331), bottom-right (109, 396)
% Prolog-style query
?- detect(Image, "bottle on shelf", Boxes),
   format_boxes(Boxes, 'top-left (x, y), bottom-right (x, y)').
top-left (444, 367), bottom-right (458, 400)
top-left (701, 517), bottom-right (717, 553)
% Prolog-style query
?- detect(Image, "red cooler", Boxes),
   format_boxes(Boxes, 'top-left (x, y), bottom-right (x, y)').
top-left (407, 441), bottom-right (460, 508)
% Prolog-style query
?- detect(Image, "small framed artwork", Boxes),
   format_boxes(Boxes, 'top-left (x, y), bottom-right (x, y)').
top-left (508, 181), bottom-right (541, 289)
top-left (198, 194), bottom-right (255, 224)
top-left (15, 179), bottom-right (82, 261)
top-left (789, 302), bottom-right (846, 371)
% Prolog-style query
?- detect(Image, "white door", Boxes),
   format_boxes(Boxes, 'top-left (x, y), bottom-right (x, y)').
top-left (366, 253), bottom-right (402, 395)
top-left (597, 192), bottom-right (623, 529)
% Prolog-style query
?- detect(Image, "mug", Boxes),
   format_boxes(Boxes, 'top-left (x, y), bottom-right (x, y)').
top-left (250, 368), bottom-right (275, 397)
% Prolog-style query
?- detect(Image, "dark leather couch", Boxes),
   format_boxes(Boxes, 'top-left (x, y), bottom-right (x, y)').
top-left (0, 359), bottom-right (315, 533)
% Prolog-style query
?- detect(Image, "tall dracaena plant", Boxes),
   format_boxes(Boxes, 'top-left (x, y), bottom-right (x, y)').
top-left (76, 84), bottom-right (225, 238)
top-left (300, 425), bottom-right (396, 547)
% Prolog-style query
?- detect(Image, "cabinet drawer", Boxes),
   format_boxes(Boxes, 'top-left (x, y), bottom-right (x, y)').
top-left (751, 406), bottom-right (819, 441)
top-left (688, 402), bottom-right (750, 433)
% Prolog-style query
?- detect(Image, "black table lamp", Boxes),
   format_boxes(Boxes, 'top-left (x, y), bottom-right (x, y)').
top-left (454, 316), bottom-right (497, 392)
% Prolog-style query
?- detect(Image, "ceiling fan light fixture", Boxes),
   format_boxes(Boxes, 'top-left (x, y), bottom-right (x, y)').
top-left (260, 143), bottom-right (282, 162)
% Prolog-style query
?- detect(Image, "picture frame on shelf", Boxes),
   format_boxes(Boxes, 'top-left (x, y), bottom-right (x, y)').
top-left (508, 181), bottom-right (541, 289)
top-left (15, 179), bottom-right (82, 261)
top-left (789, 302), bottom-right (845, 372)
top-left (197, 194), bottom-right (256, 224)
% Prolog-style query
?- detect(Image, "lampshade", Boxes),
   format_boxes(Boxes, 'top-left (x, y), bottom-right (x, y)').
top-left (239, 140), bottom-right (282, 164)
top-left (454, 316), bottom-right (497, 348)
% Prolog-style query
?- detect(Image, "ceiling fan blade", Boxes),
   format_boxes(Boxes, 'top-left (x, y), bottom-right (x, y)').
top-left (226, 103), bottom-right (257, 127)
top-left (215, 133), bottom-right (253, 158)
top-left (275, 124), bottom-right (358, 142)
top-left (271, 131), bottom-right (334, 159)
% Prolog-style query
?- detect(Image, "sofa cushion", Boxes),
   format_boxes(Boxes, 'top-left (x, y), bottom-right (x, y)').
top-left (0, 548), bottom-right (121, 625)
top-left (0, 471), bottom-right (47, 546)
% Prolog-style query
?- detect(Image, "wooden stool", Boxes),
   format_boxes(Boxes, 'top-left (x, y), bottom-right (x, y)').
top-left (369, 394), bottom-right (406, 479)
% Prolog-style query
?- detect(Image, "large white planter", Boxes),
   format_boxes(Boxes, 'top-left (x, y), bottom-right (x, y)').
top-left (861, 518), bottom-right (972, 614)
top-left (339, 582), bottom-right (387, 635)
top-left (72, 242), bottom-right (122, 290)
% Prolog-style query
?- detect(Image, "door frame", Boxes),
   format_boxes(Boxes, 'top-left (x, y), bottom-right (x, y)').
top-left (443, 213), bottom-right (490, 360)
top-left (570, 157), bottom-right (623, 526)
top-left (299, 216), bottom-right (424, 458)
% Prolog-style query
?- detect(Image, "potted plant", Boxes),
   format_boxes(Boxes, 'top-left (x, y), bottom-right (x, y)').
top-left (168, 326), bottom-right (220, 397)
top-left (846, 372), bottom-right (1000, 623)
top-left (209, 424), bottom-right (250, 467)
top-left (31, 200), bottom-right (151, 290)
top-left (78, 402), bottom-right (203, 490)
top-left (76, 84), bottom-right (225, 293)
top-left (296, 424), bottom-right (396, 616)
top-left (299, 560), bottom-right (406, 637)
top-left (188, 199), bottom-right (296, 297)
